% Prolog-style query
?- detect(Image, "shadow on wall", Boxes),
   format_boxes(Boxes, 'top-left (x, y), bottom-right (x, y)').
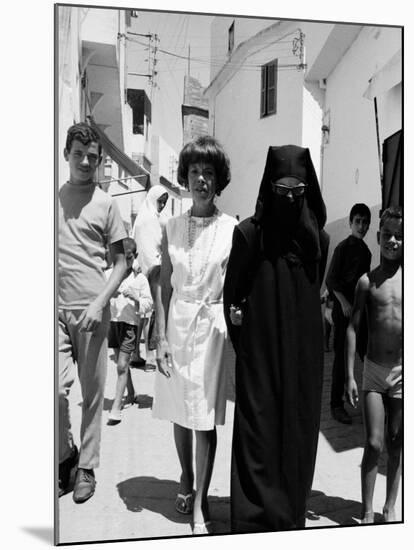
top-left (322, 204), bottom-right (381, 288)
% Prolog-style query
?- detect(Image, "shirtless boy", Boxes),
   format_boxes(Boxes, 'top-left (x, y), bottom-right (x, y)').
top-left (345, 206), bottom-right (402, 524)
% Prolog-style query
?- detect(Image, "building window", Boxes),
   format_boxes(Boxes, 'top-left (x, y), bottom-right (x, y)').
top-left (127, 89), bottom-right (152, 136)
top-left (260, 59), bottom-right (278, 117)
top-left (228, 21), bottom-right (235, 54)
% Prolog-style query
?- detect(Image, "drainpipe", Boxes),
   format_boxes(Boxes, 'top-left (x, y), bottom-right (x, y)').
top-left (373, 97), bottom-right (383, 182)
top-left (318, 78), bottom-right (328, 195)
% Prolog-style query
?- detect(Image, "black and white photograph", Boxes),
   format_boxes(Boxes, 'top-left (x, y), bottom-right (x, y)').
top-left (2, 1), bottom-right (410, 549)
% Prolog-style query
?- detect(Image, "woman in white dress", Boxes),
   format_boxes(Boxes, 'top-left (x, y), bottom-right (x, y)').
top-left (152, 136), bottom-right (237, 535)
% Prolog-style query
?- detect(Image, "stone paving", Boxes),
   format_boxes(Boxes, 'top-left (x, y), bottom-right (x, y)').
top-left (57, 344), bottom-right (401, 544)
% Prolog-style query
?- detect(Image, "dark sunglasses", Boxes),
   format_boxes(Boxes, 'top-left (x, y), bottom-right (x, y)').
top-left (271, 182), bottom-right (307, 197)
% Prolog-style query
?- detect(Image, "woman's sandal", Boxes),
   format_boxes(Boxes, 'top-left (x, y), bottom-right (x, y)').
top-left (175, 493), bottom-right (194, 515)
top-left (192, 521), bottom-right (212, 535)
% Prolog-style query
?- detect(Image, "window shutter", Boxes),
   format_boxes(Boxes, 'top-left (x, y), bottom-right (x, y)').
top-left (228, 21), bottom-right (235, 53)
top-left (267, 62), bottom-right (276, 114)
top-left (260, 65), bottom-right (266, 117)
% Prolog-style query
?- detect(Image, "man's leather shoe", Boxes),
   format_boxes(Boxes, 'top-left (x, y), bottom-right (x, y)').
top-left (73, 468), bottom-right (96, 503)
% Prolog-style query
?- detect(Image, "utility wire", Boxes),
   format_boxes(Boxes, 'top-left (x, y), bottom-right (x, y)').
top-left (125, 33), bottom-right (304, 71)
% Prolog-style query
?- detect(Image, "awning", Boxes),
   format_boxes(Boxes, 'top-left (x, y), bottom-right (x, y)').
top-left (364, 49), bottom-right (402, 100)
top-left (382, 129), bottom-right (402, 211)
top-left (159, 175), bottom-right (191, 199)
top-left (88, 116), bottom-right (151, 189)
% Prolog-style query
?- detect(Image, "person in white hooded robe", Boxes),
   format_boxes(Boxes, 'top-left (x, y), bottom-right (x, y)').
top-left (131, 185), bottom-right (169, 369)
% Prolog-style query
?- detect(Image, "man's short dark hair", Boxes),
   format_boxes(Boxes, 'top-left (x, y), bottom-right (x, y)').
top-left (349, 203), bottom-right (371, 224)
top-left (177, 135), bottom-right (231, 196)
top-left (379, 205), bottom-right (402, 229)
top-left (65, 122), bottom-right (102, 155)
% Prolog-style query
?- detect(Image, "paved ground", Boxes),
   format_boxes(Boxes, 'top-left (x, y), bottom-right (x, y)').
top-left (57, 343), bottom-right (401, 544)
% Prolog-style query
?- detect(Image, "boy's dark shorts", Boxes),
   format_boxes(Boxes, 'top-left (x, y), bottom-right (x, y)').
top-left (108, 321), bottom-right (137, 354)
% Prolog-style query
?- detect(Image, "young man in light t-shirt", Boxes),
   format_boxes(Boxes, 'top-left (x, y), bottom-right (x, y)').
top-left (58, 122), bottom-right (127, 503)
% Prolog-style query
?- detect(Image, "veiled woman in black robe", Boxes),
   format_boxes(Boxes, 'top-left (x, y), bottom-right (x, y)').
top-left (223, 145), bottom-right (329, 533)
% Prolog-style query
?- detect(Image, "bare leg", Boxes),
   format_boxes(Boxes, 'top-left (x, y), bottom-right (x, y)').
top-left (131, 318), bottom-right (144, 362)
top-left (126, 369), bottom-right (136, 400)
top-left (360, 391), bottom-right (385, 523)
top-left (383, 396), bottom-right (402, 521)
top-left (173, 424), bottom-right (194, 495)
top-left (143, 317), bottom-right (156, 365)
top-left (111, 351), bottom-right (133, 413)
top-left (193, 428), bottom-right (217, 525)
top-left (146, 268), bottom-right (160, 366)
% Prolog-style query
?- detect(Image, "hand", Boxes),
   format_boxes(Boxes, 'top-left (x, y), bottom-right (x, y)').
top-left (385, 366), bottom-right (402, 388)
top-left (230, 305), bottom-right (243, 326)
top-left (79, 301), bottom-right (104, 332)
top-left (156, 337), bottom-right (173, 378)
top-left (122, 287), bottom-right (134, 299)
top-left (344, 378), bottom-right (359, 408)
top-left (341, 299), bottom-right (352, 318)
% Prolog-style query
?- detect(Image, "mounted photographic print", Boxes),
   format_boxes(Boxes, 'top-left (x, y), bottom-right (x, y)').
top-left (55, 1), bottom-right (403, 545)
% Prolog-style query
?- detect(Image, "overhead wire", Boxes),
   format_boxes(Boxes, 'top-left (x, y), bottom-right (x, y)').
top-left (125, 33), bottom-right (304, 73)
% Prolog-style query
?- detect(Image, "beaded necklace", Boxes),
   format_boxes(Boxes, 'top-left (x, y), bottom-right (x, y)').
top-left (187, 207), bottom-right (219, 285)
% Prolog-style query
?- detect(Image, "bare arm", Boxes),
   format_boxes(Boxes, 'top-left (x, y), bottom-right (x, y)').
top-left (223, 226), bottom-right (251, 351)
top-left (147, 264), bottom-right (161, 302)
top-left (333, 290), bottom-right (352, 318)
top-left (155, 227), bottom-right (173, 377)
top-left (79, 240), bottom-right (126, 332)
top-left (345, 274), bottom-right (369, 406)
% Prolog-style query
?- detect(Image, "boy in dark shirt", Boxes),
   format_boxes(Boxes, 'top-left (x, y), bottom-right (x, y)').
top-left (326, 203), bottom-right (372, 424)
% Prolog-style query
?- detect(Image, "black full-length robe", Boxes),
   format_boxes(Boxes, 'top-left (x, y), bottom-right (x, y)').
top-left (223, 145), bottom-right (329, 533)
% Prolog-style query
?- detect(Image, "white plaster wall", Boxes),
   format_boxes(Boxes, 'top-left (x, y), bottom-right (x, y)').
top-left (377, 82), bottom-right (402, 144)
top-left (109, 181), bottom-right (133, 225)
top-left (157, 137), bottom-right (179, 184)
top-left (302, 87), bottom-right (323, 180)
top-left (81, 8), bottom-right (119, 46)
top-left (301, 21), bottom-right (335, 71)
top-left (58, 7), bottom-right (82, 187)
top-left (210, 17), bottom-right (275, 82)
top-left (321, 26), bottom-right (402, 224)
top-left (212, 47), bottom-right (304, 220)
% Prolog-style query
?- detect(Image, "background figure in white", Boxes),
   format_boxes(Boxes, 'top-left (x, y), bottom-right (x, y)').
top-left (152, 136), bottom-right (237, 535)
top-left (106, 238), bottom-right (153, 423)
top-left (131, 185), bottom-right (169, 369)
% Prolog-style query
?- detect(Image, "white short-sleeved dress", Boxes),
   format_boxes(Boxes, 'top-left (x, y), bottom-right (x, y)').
top-left (152, 209), bottom-right (238, 430)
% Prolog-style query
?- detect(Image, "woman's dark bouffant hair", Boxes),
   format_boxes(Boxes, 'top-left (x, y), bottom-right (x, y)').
top-left (177, 135), bottom-right (231, 196)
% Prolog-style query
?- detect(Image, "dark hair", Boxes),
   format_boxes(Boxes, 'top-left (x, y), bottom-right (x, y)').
top-left (379, 205), bottom-right (402, 229)
top-left (65, 122), bottom-right (102, 155)
top-left (349, 203), bottom-right (371, 224)
top-left (177, 135), bottom-right (231, 196)
top-left (123, 237), bottom-right (137, 254)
